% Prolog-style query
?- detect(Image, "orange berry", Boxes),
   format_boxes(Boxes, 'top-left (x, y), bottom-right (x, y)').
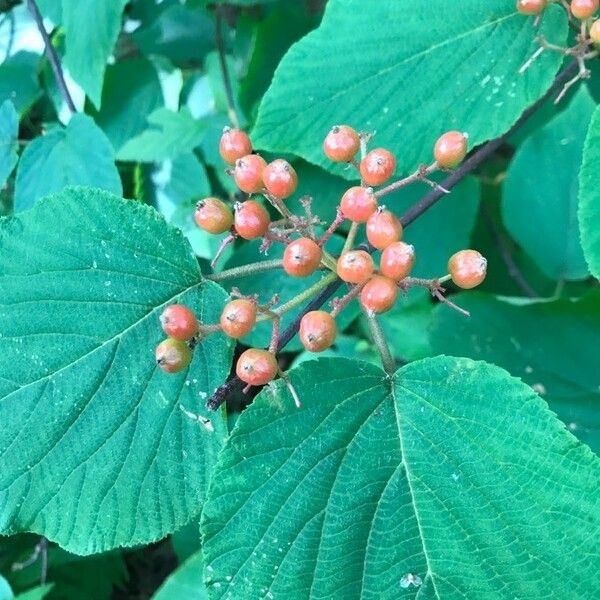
top-left (262, 159), bottom-right (298, 199)
top-left (571, 0), bottom-right (599, 19)
top-left (299, 311), bottom-right (337, 352)
top-left (336, 250), bottom-right (374, 284)
top-left (359, 148), bottom-right (396, 186)
top-left (323, 125), bottom-right (361, 162)
top-left (156, 338), bottom-right (192, 373)
top-left (236, 348), bottom-right (278, 386)
top-left (340, 186), bottom-right (377, 223)
top-left (448, 250), bottom-right (487, 289)
top-left (434, 131), bottom-right (468, 169)
top-left (360, 275), bottom-right (398, 314)
top-left (233, 200), bottom-right (270, 240)
top-left (194, 197), bottom-right (233, 234)
top-left (516, 0), bottom-right (546, 15)
top-left (366, 208), bottom-right (402, 250)
top-left (233, 154), bottom-right (267, 194)
top-left (591, 18), bottom-right (600, 43)
top-left (160, 304), bottom-right (199, 341)
top-left (380, 241), bottom-right (415, 281)
top-left (219, 127), bottom-right (252, 164)
top-left (220, 299), bottom-right (257, 339)
top-left (283, 238), bottom-right (322, 277)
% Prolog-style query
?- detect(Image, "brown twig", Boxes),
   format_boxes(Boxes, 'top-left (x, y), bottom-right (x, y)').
top-left (215, 6), bottom-right (239, 128)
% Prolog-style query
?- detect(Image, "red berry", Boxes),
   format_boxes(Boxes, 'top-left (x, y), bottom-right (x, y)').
top-left (160, 304), bottom-right (199, 341)
top-left (220, 298), bottom-right (257, 339)
top-left (380, 241), bottom-right (415, 281)
top-left (516, 0), bottom-right (546, 15)
top-left (434, 131), bottom-right (468, 169)
top-left (299, 311), bottom-right (337, 353)
top-left (236, 348), bottom-right (278, 386)
top-left (571, 0), bottom-right (599, 19)
top-left (359, 148), bottom-right (396, 186)
top-left (336, 250), bottom-right (374, 284)
top-left (340, 186), bottom-right (377, 223)
top-left (234, 200), bottom-right (270, 240)
top-left (283, 238), bottom-right (322, 277)
top-left (360, 275), bottom-right (398, 314)
top-left (448, 249), bottom-right (487, 289)
top-left (219, 127), bottom-right (252, 164)
top-left (233, 154), bottom-right (267, 194)
top-left (194, 197), bottom-right (233, 234)
top-left (262, 159), bottom-right (298, 199)
top-left (156, 338), bottom-right (192, 373)
top-left (366, 208), bottom-right (402, 250)
top-left (591, 18), bottom-right (600, 43)
top-left (323, 125), bottom-right (360, 162)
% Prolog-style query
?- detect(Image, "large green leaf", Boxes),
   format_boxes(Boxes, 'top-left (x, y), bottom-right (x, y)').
top-left (62, 0), bottom-right (129, 108)
top-left (14, 115), bottom-right (122, 212)
top-left (0, 100), bottom-right (19, 189)
top-left (578, 104), bottom-right (600, 279)
top-left (153, 551), bottom-right (207, 600)
top-left (202, 357), bottom-right (600, 598)
top-left (429, 291), bottom-right (600, 452)
top-left (252, 0), bottom-right (568, 177)
top-left (502, 87), bottom-right (595, 281)
top-left (0, 53), bottom-right (41, 116)
top-left (0, 576), bottom-right (12, 600)
top-left (0, 188), bottom-right (233, 554)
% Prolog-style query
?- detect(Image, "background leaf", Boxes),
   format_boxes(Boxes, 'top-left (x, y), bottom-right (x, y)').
top-left (0, 188), bottom-right (233, 554)
top-left (502, 87), bottom-right (595, 281)
top-left (202, 357), bottom-right (600, 599)
top-left (0, 100), bottom-right (19, 189)
top-left (14, 115), bottom-right (122, 212)
top-left (0, 53), bottom-right (41, 116)
top-left (152, 551), bottom-right (207, 600)
top-left (578, 104), bottom-right (600, 279)
top-left (252, 0), bottom-right (568, 177)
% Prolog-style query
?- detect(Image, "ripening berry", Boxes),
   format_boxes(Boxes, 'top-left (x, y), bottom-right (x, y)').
top-left (359, 148), bottom-right (397, 186)
top-left (262, 159), bottom-right (298, 199)
top-left (236, 348), bottom-right (279, 386)
top-left (323, 125), bottom-right (361, 162)
top-left (336, 250), bottom-right (374, 284)
top-left (194, 198), bottom-right (233, 234)
top-left (571, 0), bottom-right (599, 19)
top-left (434, 131), bottom-right (468, 169)
top-left (380, 241), bottom-right (415, 281)
top-left (233, 154), bottom-right (267, 194)
top-left (283, 238), bottom-right (322, 277)
top-left (160, 304), bottom-right (199, 341)
top-left (366, 208), bottom-right (403, 250)
top-left (156, 338), bottom-right (192, 373)
top-left (299, 311), bottom-right (337, 353)
top-left (340, 186), bottom-right (378, 223)
top-left (591, 18), bottom-right (600, 44)
top-left (448, 249), bottom-right (487, 289)
top-left (220, 298), bottom-right (257, 339)
top-left (234, 200), bottom-right (270, 239)
top-left (360, 275), bottom-right (398, 314)
top-left (516, 0), bottom-right (546, 15)
top-left (219, 127), bottom-right (252, 164)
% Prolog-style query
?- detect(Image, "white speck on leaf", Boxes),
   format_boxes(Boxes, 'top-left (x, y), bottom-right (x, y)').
top-left (400, 573), bottom-right (423, 589)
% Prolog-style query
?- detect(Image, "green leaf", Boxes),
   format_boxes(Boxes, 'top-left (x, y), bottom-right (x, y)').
top-left (152, 551), bottom-right (207, 600)
top-left (578, 104), bottom-right (600, 279)
top-left (202, 357), bottom-right (600, 598)
top-left (62, 0), bottom-right (129, 108)
top-left (90, 58), bottom-right (164, 153)
top-left (14, 585), bottom-right (53, 600)
top-left (0, 187), bottom-right (233, 554)
top-left (14, 114), bottom-right (122, 212)
top-left (117, 109), bottom-right (207, 163)
top-left (0, 100), bottom-right (19, 189)
top-left (171, 519), bottom-right (201, 564)
top-left (0, 576), bottom-right (12, 600)
top-left (430, 291), bottom-right (600, 453)
top-left (0, 52), bottom-right (41, 116)
top-left (502, 87), bottom-right (595, 281)
top-left (252, 1), bottom-right (568, 177)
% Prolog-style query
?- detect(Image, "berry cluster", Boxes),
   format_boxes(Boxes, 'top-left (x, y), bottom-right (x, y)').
top-left (517, 0), bottom-right (600, 102)
top-left (155, 124), bottom-right (487, 406)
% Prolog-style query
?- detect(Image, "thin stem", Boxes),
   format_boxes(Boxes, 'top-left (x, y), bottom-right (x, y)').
top-left (319, 209), bottom-right (345, 246)
top-left (374, 162), bottom-right (439, 199)
top-left (273, 272), bottom-right (338, 316)
top-left (364, 311), bottom-right (395, 375)
top-left (206, 259), bottom-right (285, 282)
top-left (342, 221), bottom-right (359, 253)
top-left (214, 7), bottom-right (239, 128)
top-left (26, 0), bottom-right (76, 114)
top-left (331, 281), bottom-right (365, 318)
